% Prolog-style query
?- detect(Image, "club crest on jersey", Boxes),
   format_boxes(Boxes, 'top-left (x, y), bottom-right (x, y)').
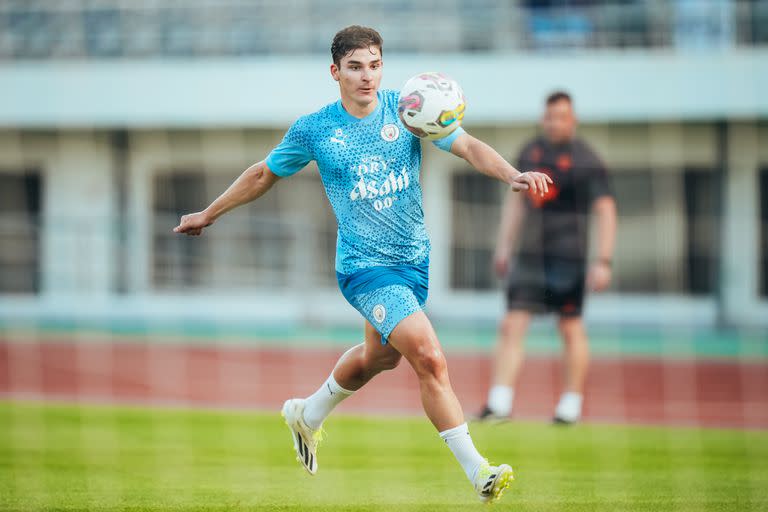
top-left (380, 124), bottom-right (400, 142)
top-left (373, 304), bottom-right (386, 323)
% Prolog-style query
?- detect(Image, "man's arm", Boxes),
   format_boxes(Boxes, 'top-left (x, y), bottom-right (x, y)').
top-left (449, 132), bottom-right (551, 194)
top-left (587, 195), bottom-right (617, 291)
top-left (494, 187), bottom-right (527, 277)
top-left (173, 160), bottom-right (281, 236)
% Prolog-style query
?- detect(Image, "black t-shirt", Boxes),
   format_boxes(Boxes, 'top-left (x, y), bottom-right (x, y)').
top-left (515, 135), bottom-right (612, 262)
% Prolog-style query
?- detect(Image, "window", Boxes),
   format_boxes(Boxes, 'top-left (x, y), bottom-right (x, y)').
top-left (0, 171), bottom-right (42, 293)
top-left (609, 170), bottom-right (660, 292)
top-left (683, 169), bottom-right (720, 295)
top-left (450, 171), bottom-right (505, 290)
top-left (153, 171), bottom-right (210, 289)
top-left (152, 168), bottom-right (336, 291)
top-left (760, 167), bottom-right (768, 298)
top-left (609, 169), bottom-right (688, 294)
top-left (450, 167), bottom-right (714, 296)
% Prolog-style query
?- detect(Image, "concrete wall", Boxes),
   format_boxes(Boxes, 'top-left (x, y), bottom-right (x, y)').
top-left (1, 51), bottom-right (767, 128)
top-left (0, 121), bottom-right (765, 328)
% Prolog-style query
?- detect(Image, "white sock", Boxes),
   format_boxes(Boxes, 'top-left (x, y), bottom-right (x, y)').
top-left (487, 385), bottom-right (514, 416)
top-left (554, 392), bottom-right (583, 422)
top-left (302, 373), bottom-right (354, 430)
top-left (439, 422), bottom-right (486, 481)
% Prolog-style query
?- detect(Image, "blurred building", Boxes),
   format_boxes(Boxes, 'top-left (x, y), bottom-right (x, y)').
top-left (0, 0), bottom-right (766, 329)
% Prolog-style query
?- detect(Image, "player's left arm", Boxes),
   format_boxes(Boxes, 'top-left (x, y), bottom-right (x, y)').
top-left (587, 195), bottom-right (617, 292)
top-left (449, 132), bottom-right (551, 194)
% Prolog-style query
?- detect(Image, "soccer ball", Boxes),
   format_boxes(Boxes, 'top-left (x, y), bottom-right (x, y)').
top-left (397, 72), bottom-right (466, 141)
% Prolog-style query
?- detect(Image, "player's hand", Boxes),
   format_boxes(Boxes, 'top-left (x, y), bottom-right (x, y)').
top-left (587, 261), bottom-right (612, 292)
top-left (173, 211), bottom-right (213, 236)
top-left (493, 248), bottom-right (511, 278)
top-left (493, 255), bottom-right (510, 278)
top-left (511, 171), bottom-right (552, 195)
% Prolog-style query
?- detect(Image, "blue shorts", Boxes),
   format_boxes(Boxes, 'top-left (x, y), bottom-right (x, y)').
top-left (337, 260), bottom-right (429, 344)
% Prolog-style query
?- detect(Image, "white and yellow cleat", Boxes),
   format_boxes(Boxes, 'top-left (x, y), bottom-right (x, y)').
top-left (281, 398), bottom-right (323, 475)
top-left (473, 461), bottom-right (514, 504)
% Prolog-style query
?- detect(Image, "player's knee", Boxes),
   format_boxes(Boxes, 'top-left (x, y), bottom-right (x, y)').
top-left (557, 317), bottom-right (586, 341)
top-left (413, 344), bottom-right (447, 380)
top-left (558, 316), bottom-right (577, 331)
top-left (499, 317), bottom-right (515, 337)
top-left (499, 315), bottom-right (523, 344)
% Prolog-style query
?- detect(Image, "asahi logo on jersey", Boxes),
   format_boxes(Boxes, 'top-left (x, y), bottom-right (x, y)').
top-left (349, 168), bottom-right (410, 201)
top-left (380, 124), bottom-right (399, 142)
top-left (349, 156), bottom-right (411, 211)
top-left (349, 156), bottom-right (411, 212)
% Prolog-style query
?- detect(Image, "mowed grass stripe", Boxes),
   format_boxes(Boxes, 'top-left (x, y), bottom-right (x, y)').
top-left (1, 401), bottom-right (766, 511)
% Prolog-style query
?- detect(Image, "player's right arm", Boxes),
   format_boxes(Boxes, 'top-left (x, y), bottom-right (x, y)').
top-left (174, 116), bottom-right (314, 236)
top-left (173, 161), bottom-right (280, 236)
top-left (494, 187), bottom-right (526, 277)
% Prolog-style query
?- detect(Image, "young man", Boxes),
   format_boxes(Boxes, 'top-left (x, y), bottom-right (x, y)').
top-left (478, 91), bottom-right (616, 424)
top-left (174, 26), bottom-right (551, 503)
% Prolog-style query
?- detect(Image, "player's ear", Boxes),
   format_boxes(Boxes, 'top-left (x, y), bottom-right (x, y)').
top-left (330, 63), bottom-right (340, 81)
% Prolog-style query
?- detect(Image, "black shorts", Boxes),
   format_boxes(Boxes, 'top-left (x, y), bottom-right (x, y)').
top-left (506, 255), bottom-right (586, 317)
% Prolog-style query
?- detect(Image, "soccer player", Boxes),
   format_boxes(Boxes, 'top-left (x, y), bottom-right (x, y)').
top-left (174, 25), bottom-right (551, 503)
top-left (477, 91), bottom-right (617, 424)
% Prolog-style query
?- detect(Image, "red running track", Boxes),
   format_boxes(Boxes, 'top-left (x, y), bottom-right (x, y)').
top-left (1, 340), bottom-right (767, 429)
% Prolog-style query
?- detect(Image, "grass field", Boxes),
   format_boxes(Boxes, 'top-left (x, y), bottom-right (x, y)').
top-left (1, 401), bottom-right (766, 511)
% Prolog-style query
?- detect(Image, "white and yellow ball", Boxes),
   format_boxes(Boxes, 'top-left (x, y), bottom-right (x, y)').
top-left (397, 72), bottom-right (466, 141)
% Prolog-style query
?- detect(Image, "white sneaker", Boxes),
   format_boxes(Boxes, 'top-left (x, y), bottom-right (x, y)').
top-left (473, 460), bottom-right (514, 503)
top-left (553, 392), bottom-right (582, 424)
top-left (281, 398), bottom-right (323, 475)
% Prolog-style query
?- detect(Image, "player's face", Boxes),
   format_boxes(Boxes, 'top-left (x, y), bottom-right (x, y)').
top-left (542, 99), bottom-right (576, 144)
top-left (331, 46), bottom-right (383, 108)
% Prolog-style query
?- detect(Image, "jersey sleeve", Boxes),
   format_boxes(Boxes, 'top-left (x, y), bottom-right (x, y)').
top-left (265, 119), bottom-right (314, 177)
top-left (431, 125), bottom-right (466, 152)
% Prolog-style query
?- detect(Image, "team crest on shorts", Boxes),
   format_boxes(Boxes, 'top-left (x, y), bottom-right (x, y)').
top-left (380, 124), bottom-right (399, 142)
top-left (372, 304), bottom-right (387, 323)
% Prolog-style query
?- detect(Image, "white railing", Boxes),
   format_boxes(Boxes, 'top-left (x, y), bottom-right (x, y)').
top-left (0, 0), bottom-right (765, 60)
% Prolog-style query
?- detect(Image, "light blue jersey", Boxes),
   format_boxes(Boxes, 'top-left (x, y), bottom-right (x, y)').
top-left (266, 89), bottom-right (464, 275)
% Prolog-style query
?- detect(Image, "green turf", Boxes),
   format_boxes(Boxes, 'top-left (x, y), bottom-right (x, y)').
top-left (1, 401), bottom-right (766, 511)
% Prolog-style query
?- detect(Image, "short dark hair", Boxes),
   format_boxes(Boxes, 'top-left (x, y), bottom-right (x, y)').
top-left (546, 90), bottom-right (573, 106)
top-left (331, 26), bottom-right (383, 65)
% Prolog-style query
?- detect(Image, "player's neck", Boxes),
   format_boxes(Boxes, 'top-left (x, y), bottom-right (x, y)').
top-left (339, 95), bottom-right (378, 119)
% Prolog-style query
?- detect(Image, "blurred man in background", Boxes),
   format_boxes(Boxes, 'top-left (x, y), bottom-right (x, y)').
top-left (478, 91), bottom-right (616, 424)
